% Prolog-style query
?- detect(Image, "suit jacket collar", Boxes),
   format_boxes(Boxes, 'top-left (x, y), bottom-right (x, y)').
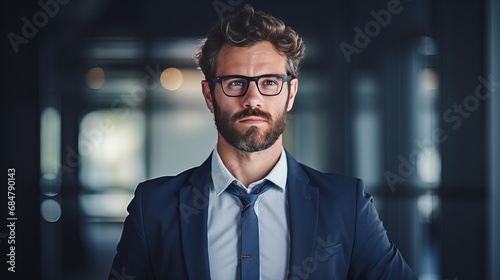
top-left (179, 151), bottom-right (318, 279)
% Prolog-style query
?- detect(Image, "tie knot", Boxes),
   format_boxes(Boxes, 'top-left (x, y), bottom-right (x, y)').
top-left (226, 181), bottom-right (272, 210)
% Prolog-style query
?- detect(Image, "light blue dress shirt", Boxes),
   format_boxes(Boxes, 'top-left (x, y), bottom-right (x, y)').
top-left (208, 147), bottom-right (290, 280)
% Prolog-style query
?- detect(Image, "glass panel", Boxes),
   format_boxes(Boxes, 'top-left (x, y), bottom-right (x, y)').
top-left (352, 73), bottom-right (383, 189)
top-left (79, 109), bottom-right (146, 191)
top-left (149, 109), bottom-right (216, 178)
top-left (78, 109), bottom-right (146, 220)
top-left (40, 107), bottom-right (62, 196)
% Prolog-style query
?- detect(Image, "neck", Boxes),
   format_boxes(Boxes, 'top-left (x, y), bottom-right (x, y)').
top-left (216, 134), bottom-right (283, 188)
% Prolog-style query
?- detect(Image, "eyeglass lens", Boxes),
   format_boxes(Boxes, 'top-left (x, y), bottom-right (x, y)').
top-left (221, 75), bottom-right (285, 96)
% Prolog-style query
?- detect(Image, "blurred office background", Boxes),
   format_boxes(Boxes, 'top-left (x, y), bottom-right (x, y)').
top-left (1, 0), bottom-right (499, 279)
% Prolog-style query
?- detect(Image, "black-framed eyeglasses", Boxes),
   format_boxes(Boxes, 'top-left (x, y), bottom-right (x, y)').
top-left (209, 74), bottom-right (292, 97)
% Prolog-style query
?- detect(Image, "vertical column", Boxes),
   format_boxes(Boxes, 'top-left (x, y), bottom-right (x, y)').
top-left (488, 0), bottom-right (500, 279)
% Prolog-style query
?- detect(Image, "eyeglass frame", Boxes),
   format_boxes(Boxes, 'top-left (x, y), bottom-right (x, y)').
top-left (208, 74), bottom-right (293, 97)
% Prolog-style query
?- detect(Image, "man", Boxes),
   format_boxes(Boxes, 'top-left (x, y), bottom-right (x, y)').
top-left (110, 4), bottom-right (417, 280)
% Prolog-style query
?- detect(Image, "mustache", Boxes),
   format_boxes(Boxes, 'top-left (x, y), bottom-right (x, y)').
top-left (231, 108), bottom-right (272, 122)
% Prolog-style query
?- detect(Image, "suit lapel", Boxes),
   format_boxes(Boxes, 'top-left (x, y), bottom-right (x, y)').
top-left (179, 155), bottom-right (212, 280)
top-left (286, 152), bottom-right (320, 269)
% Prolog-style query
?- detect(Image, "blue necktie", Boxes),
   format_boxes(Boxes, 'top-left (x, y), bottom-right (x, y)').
top-left (226, 181), bottom-right (272, 280)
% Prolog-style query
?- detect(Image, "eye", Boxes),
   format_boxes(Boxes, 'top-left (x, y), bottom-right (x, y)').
top-left (260, 77), bottom-right (280, 87)
top-left (230, 80), bottom-right (244, 86)
top-left (225, 79), bottom-right (246, 88)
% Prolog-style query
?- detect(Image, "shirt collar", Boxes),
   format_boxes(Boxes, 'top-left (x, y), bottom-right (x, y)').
top-left (211, 147), bottom-right (288, 195)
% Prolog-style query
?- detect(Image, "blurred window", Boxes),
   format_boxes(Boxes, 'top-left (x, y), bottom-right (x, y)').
top-left (78, 109), bottom-right (146, 220)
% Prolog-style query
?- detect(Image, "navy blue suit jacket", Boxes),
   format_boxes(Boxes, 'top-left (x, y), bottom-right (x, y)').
top-left (110, 152), bottom-right (417, 279)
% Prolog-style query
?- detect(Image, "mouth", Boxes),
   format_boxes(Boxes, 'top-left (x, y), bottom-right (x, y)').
top-left (231, 108), bottom-right (272, 126)
top-left (238, 117), bottom-right (268, 125)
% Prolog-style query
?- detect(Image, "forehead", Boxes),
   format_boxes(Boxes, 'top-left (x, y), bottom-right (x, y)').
top-left (215, 41), bottom-right (287, 76)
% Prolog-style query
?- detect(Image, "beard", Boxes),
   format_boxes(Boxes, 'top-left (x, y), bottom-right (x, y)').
top-left (213, 98), bottom-right (288, 153)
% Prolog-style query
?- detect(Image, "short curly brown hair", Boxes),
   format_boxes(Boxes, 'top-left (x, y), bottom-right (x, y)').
top-left (194, 4), bottom-right (305, 80)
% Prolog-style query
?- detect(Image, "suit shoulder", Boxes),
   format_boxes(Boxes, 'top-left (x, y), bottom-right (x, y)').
top-left (298, 163), bottom-right (361, 189)
top-left (300, 164), bottom-right (361, 184)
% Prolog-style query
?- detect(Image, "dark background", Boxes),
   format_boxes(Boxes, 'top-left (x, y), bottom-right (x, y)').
top-left (1, 0), bottom-right (499, 279)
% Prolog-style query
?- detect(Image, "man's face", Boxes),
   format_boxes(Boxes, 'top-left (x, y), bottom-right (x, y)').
top-left (202, 41), bottom-right (298, 152)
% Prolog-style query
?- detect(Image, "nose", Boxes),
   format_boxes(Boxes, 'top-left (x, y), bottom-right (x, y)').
top-left (242, 81), bottom-right (263, 109)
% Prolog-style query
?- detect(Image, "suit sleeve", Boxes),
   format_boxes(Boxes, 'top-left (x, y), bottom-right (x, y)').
top-left (347, 179), bottom-right (418, 280)
top-left (109, 183), bottom-right (155, 280)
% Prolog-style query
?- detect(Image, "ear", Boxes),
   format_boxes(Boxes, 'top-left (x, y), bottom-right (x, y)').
top-left (286, 78), bottom-right (298, 112)
top-left (201, 80), bottom-right (214, 113)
